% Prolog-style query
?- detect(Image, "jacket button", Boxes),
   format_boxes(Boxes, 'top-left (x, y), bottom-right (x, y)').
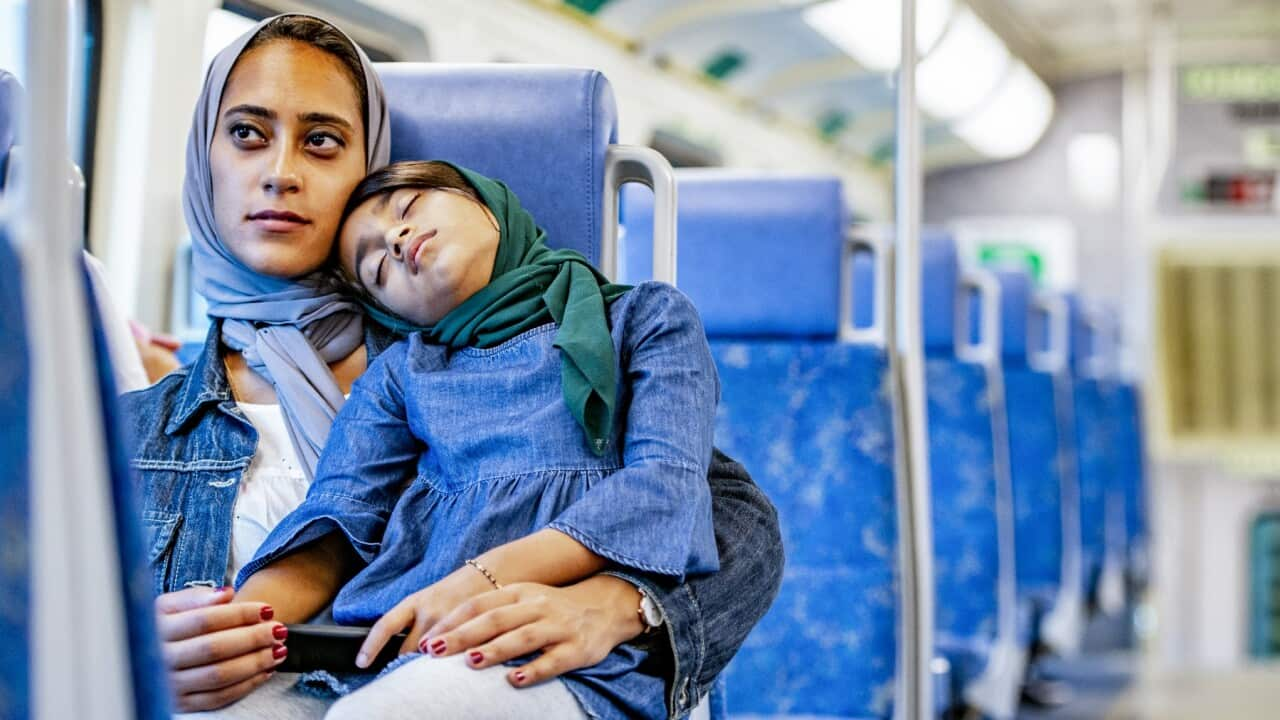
top-left (677, 678), bottom-right (689, 707)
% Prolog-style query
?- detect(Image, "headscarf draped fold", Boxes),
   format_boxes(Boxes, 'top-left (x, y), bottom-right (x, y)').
top-left (362, 163), bottom-right (630, 456)
top-left (183, 14), bottom-right (391, 479)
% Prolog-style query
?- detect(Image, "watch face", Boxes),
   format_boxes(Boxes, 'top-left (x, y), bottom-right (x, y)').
top-left (640, 593), bottom-right (663, 628)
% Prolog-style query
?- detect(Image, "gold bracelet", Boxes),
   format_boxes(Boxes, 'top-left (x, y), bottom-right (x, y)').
top-left (465, 558), bottom-right (502, 590)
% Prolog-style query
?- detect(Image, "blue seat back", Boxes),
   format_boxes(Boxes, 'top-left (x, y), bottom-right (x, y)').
top-left (626, 173), bottom-right (900, 718)
top-left (621, 171), bottom-right (846, 337)
top-left (377, 63), bottom-right (616, 265)
top-left (1065, 294), bottom-right (1112, 594)
top-left (0, 220), bottom-right (30, 720)
top-left (919, 231), bottom-right (1004, 690)
top-left (1110, 382), bottom-right (1147, 567)
top-left (995, 270), bottom-right (1064, 605)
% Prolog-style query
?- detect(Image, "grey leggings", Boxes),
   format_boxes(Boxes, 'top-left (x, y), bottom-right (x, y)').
top-left (178, 654), bottom-right (588, 720)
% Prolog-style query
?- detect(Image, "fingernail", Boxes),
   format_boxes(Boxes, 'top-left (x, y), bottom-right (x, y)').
top-left (468, 651), bottom-right (483, 665)
top-left (272, 624), bottom-right (288, 640)
top-left (260, 606), bottom-right (274, 621)
top-left (429, 639), bottom-right (447, 655)
top-left (272, 644), bottom-right (288, 660)
top-left (213, 585), bottom-right (229, 594)
top-left (513, 670), bottom-right (527, 685)
top-left (355, 653), bottom-right (369, 668)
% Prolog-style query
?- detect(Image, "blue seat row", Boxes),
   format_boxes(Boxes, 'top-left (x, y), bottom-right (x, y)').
top-left (623, 167), bottom-right (1148, 718)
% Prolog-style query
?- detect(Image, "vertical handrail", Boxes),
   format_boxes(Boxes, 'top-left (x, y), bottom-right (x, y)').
top-left (602, 144), bottom-right (678, 285)
top-left (24, 2), bottom-right (133, 718)
top-left (893, 0), bottom-right (934, 717)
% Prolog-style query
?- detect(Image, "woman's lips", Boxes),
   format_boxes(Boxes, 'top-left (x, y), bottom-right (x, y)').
top-left (405, 229), bottom-right (437, 274)
top-left (247, 209), bottom-right (311, 233)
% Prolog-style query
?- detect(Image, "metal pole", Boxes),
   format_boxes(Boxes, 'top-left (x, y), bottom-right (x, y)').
top-left (24, 0), bottom-right (133, 717)
top-left (894, 0), bottom-right (934, 717)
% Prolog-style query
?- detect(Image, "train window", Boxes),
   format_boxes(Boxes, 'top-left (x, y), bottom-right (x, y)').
top-left (2, 0), bottom-right (101, 226)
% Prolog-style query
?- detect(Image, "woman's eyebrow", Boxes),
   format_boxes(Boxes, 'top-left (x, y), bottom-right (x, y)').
top-left (300, 112), bottom-right (355, 134)
top-left (222, 104), bottom-right (273, 121)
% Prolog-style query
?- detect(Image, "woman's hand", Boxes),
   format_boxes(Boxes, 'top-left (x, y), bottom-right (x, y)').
top-left (156, 586), bottom-right (289, 712)
top-left (418, 575), bottom-right (646, 688)
top-left (355, 565), bottom-right (494, 667)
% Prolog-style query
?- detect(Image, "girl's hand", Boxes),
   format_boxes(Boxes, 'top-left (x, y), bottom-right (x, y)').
top-left (418, 576), bottom-right (646, 687)
top-left (355, 565), bottom-right (494, 668)
top-left (155, 586), bottom-right (288, 712)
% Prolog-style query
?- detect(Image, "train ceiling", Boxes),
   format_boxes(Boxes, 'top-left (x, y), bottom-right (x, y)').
top-left (537, 0), bottom-right (1280, 169)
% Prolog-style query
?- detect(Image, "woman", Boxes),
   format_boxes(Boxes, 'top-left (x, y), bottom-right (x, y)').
top-left (119, 14), bottom-right (781, 717)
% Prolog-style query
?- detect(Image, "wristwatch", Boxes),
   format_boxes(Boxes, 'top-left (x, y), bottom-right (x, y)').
top-left (636, 585), bottom-right (664, 634)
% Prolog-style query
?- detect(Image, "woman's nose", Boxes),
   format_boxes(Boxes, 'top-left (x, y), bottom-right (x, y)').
top-left (262, 146), bottom-right (302, 194)
top-left (385, 224), bottom-right (412, 257)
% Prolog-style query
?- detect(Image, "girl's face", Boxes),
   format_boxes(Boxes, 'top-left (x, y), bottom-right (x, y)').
top-left (209, 40), bottom-right (367, 279)
top-left (339, 187), bottom-right (501, 326)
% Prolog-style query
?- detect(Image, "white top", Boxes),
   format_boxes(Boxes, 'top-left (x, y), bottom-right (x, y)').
top-left (227, 401), bottom-right (311, 582)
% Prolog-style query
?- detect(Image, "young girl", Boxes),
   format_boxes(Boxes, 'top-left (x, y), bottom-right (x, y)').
top-left (234, 160), bottom-right (721, 719)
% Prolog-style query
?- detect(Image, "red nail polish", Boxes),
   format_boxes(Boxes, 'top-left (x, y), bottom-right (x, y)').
top-left (260, 606), bottom-right (274, 621)
top-left (468, 651), bottom-right (483, 665)
top-left (273, 644), bottom-right (288, 659)
top-left (272, 625), bottom-right (288, 640)
top-left (430, 639), bottom-right (447, 655)
top-left (514, 671), bottom-right (527, 684)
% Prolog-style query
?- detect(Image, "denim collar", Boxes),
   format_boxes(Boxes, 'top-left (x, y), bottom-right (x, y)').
top-left (165, 319), bottom-right (403, 436)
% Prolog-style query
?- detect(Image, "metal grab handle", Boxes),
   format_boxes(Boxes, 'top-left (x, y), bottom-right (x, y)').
top-left (956, 269), bottom-right (1001, 366)
top-left (1029, 292), bottom-right (1069, 374)
top-left (839, 229), bottom-right (889, 346)
top-left (602, 145), bottom-right (677, 285)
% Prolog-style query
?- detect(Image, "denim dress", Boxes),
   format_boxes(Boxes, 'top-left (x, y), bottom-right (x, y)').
top-left (236, 282), bottom-right (721, 719)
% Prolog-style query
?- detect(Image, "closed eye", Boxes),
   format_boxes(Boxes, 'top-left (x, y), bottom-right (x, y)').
top-left (401, 192), bottom-right (421, 220)
top-left (375, 253), bottom-right (388, 287)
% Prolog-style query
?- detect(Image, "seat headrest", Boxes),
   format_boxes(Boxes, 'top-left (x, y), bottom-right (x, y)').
top-left (620, 170), bottom-right (846, 338)
top-left (376, 63), bottom-right (617, 265)
top-left (0, 70), bottom-right (24, 193)
top-left (995, 269), bottom-right (1033, 366)
top-left (921, 229), bottom-right (960, 356)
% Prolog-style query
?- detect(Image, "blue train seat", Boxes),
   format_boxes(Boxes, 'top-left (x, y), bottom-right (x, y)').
top-left (623, 172), bottom-right (902, 719)
top-left (1065, 295), bottom-right (1119, 609)
top-left (921, 233), bottom-right (1023, 718)
top-left (994, 270), bottom-right (1066, 627)
top-left (1109, 381), bottom-right (1148, 586)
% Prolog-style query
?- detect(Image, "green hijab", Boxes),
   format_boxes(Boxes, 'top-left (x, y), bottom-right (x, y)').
top-left (363, 163), bottom-right (631, 456)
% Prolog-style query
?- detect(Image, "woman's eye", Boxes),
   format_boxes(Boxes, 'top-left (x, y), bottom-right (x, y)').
top-left (401, 192), bottom-right (421, 220)
top-left (230, 123), bottom-right (265, 144)
top-left (306, 132), bottom-right (343, 151)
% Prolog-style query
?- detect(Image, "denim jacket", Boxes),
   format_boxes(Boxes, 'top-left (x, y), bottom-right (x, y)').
top-left (119, 288), bottom-right (784, 719)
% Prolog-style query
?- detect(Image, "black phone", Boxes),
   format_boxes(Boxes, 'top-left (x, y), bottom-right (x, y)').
top-left (277, 625), bottom-right (409, 674)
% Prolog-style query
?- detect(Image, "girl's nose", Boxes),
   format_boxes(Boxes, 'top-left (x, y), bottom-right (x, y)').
top-left (385, 224), bottom-right (412, 258)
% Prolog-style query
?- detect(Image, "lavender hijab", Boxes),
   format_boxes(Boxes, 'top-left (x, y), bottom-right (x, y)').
top-left (183, 14), bottom-right (390, 479)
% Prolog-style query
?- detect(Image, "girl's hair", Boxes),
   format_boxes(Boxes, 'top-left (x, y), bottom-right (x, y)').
top-left (242, 15), bottom-right (369, 135)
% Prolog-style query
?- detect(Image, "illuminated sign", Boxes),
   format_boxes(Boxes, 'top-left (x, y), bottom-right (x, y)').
top-left (1183, 65), bottom-right (1280, 102)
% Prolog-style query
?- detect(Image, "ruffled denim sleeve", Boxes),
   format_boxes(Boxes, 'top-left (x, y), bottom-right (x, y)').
top-left (548, 283), bottom-right (720, 581)
top-left (234, 342), bottom-right (422, 588)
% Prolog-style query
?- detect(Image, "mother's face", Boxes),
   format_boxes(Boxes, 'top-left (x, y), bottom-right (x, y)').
top-left (209, 39), bottom-right (367, 279)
